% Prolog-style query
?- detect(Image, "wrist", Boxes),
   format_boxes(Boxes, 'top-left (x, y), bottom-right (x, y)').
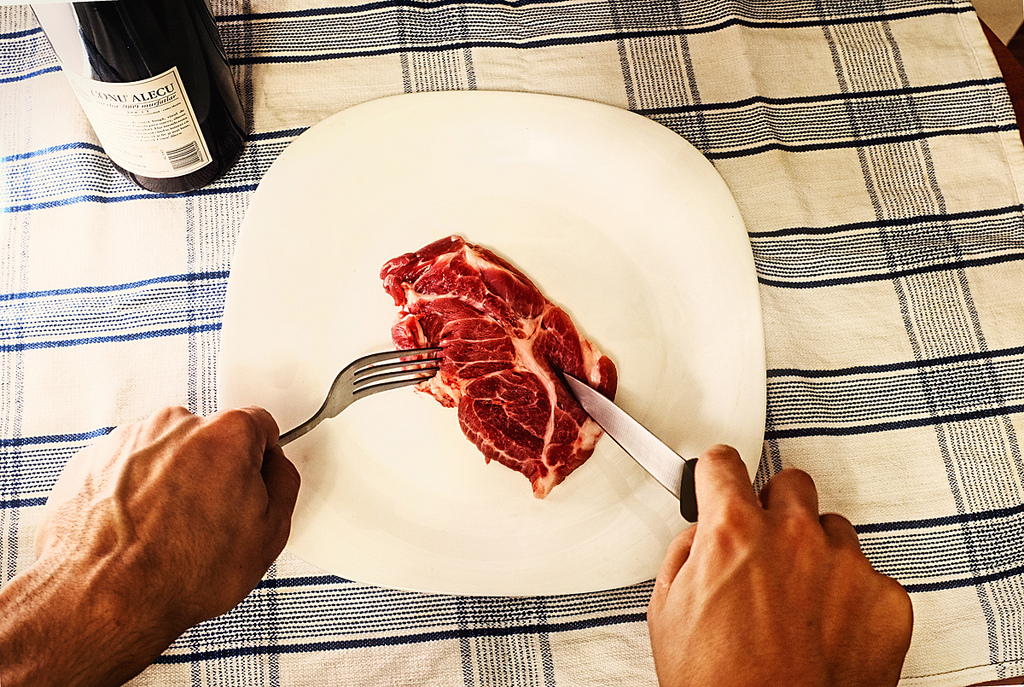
top-left (0, 552), bottom-right (178, 687)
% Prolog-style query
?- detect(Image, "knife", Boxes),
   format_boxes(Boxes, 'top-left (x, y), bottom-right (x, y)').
top-left (562, 373), bottom-right (699, 522)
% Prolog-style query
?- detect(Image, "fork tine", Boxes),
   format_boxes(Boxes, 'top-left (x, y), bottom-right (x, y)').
top-left (352, 349), bottom-right (441, 394)
top-left (279, 347), bottom-right (442, 446)
top-left (350, 346), bottom-right (442, 372)
top-left (352, 366), bottom-right (440, 398)
top-left (353, 359), bottom-right (440, 385)
top-left (350, 346), bottom-right (441, 391)
top-left (352, 353), bottom-right (441, 381)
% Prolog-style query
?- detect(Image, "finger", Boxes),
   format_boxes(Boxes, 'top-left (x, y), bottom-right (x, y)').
top-left (758, 468), bottom-right (819, 516)
top-left (261, 445), bottom-right (301, 523)
top-left (650, 525), bottom-right (697, 611)
top-left (236, 405), bottom-right (281, 447)
top-left (819, 512), bottom-right (861, 549)
top-left (658, 526), bottom-right (697, 585)
top-left (206, 406), bottom-right (281, 469)
top-left (694, 444), bottom-right (758, 521)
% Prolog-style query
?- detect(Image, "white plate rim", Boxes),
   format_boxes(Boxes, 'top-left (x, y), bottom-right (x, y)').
top-left (218, 90), bottom-right (766, 596)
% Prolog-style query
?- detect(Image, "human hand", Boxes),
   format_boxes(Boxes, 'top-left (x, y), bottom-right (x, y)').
top-left (647, 445), bottom-right (912, 687)
top-left (0, 406), bottom-right (300, 687)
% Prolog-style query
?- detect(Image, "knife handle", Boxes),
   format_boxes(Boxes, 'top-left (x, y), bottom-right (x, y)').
top-left (680, 457), bottom-right (699, 522)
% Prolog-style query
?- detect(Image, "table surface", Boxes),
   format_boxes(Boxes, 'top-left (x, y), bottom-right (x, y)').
top-left (4, 1), bottom-right (1024, 685)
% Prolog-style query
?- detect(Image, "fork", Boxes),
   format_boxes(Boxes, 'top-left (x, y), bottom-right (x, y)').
top-left (279, 347), bottom-right (442, 446)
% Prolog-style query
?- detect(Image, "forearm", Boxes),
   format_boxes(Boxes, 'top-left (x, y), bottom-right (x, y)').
top-left (0, 406), bottom-right (299, 686)
top-left (0, 555), bottom-right (176, 687)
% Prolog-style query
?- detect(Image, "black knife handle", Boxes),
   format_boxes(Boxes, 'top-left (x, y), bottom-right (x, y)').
top-left (680, 457), bottom-right (699, 522)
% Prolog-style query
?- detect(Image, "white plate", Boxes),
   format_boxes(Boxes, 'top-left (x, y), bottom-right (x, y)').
top-left (219, 91), bottom-right (765, 596)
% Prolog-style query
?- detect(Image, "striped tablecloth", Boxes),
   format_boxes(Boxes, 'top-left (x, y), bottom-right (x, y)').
top-left (4, 0), bottom-right (1024, 685)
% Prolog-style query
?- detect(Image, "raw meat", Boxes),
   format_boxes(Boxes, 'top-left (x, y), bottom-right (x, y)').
top-left (380, 235), bottom-right (618, 498)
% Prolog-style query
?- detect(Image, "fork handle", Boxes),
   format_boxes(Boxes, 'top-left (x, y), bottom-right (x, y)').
top-left (280, 419), bottom-right (318, 446)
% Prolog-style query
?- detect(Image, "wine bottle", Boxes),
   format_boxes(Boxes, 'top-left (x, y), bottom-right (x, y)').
top-left (31, 0), bottom-right (245, 194)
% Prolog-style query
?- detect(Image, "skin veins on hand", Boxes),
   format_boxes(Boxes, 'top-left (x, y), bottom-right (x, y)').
top-left (0, 418), bottom-right (915, 687)
top-left (0, 406), bottom-right (300, 687)
top-left (647, 445), bottom-right (914, 687)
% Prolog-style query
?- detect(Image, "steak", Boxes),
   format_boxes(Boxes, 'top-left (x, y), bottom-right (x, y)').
top-left (380, 235), bottom-right (618, 498)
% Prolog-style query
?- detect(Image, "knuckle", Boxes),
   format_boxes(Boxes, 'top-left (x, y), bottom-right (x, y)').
top-left (209, 407), bottom-right (261, 441)
top-left (831, 541), bottom-right (872, 577)
top-left (871, 574), bottom-right (914, 637)
top-left (819, 511), bottom-right (854, 528)
top-left (820, 513), bottom-right (860, 542)
top-left (148, 405), bottom-right (194, 425)
top-left (779, 509), bottom-right (822, 542)
top-left (880, 572), bottom-right (912, 605)
top-left (137, 405), bottom-right (200, 447)
top-left (185, 409), bottom-right (257, 465)
top-left (202, 408), bottom-right (275, 471)
top-left (772, 467), bottom-right (816, 494)
top-left (705, 500), bottom-right (762, 550)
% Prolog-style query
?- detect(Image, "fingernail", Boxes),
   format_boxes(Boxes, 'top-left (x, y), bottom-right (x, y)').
top-left (703, 444), bottom-right (737, 458)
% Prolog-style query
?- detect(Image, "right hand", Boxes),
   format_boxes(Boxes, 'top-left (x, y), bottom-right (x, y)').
top-left (647, 445), bottom-right (913, 687)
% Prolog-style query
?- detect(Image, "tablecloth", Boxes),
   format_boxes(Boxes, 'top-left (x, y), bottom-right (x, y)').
top-left (3, 0), bottom-right (1024, 685)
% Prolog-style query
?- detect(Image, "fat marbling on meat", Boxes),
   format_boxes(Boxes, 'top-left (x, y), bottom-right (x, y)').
top-left (380, 235), bottom-right (618, 498)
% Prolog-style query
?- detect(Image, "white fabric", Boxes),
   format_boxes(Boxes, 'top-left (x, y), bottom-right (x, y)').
top-left (3, 0), bottom-right (1024, 684)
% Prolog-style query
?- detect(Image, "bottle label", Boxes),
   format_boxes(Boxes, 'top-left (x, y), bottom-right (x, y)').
top-left (63, 66), bottom-right (213, 179)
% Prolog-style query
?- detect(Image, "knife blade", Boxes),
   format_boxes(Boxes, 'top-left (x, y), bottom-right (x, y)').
top-left (562, 373), bottom-right (699, 522)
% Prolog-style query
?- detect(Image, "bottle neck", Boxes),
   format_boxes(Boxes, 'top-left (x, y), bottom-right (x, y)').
top-left (31, 4), bottom-right (92, 77)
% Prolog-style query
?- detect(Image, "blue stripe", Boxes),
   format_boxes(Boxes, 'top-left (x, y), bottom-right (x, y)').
top-left (227, 34), bottom-right (668, 65)
top-left (1, 272), bottom-right (226, 353)
top-left (0, 65), bottom-right (61, 85)
top-left (219, 6), bottom-right (976, 66)
top-left (749, 204), bottom-right (1024, 239)
top-left (0, 271), bottom-right (229, 303)
top-left (757, 251), bottom-right (1024, 289)
top-left (222, 1), bottom-right (973, 31)
top-left (257, 575), bottom-right (347, 589)
top-left (764, 344), bottom-right (1024, 441)
top-left (0, 427), bottom-right (114, 449)
top-left (4, 134), bottom-right (296, 163)
top-left (155, 613), bottom-right (647, 664)
top-left (2, 136), bottom-right (292, 164)
top-left (247, 128), bottom-right (308, 141)
top-left (768, 345), bottom-right (1024, 380)
top-left (637, 78), bottom-right (1008, 116)
top-left (856, 503), bottom-right (1024, 535)
top-left (4, 184), bottom-right (260, 213)
top-left (0, 27), bottom-right (43, 40)
top-left (904, 564), bottom-right (1024, 594)
top-left (0, 323), bottom-right (222, 353)
top-left (764, 403), bottom-right (1024, 440)
top-left (0, 497), bottom-right (48, 510)
top-left (219, 0), bottom-right (572, 20)
top-left (704, 123), bottom-right (1020, 161)
top-left (0, 142), bottom-right (105, 164)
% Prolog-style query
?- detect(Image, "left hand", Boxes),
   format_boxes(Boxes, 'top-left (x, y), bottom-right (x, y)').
top-left (0, 405), bottom-right (300, 687)
top-left (36, 405), bottom-right (301, 631)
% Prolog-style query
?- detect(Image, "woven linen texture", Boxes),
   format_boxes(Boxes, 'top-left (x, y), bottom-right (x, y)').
top-left (3, 0), bottom-right (1024, 684)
